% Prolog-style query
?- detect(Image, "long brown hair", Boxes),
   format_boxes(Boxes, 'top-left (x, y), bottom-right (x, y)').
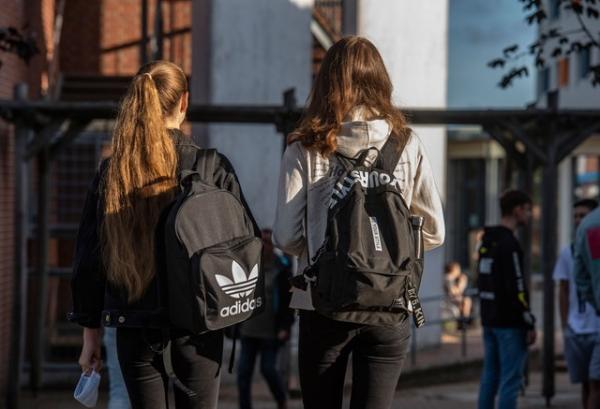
top-left (289, 36), bottom-right (411, 156)
top-left (102, 61), bottom-right (187, 302)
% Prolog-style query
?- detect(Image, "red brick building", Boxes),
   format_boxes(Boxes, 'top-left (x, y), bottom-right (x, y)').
top-left (0, 0), bottom-right (52, 401)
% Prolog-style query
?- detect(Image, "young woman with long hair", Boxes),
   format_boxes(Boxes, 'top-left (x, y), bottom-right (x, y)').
top-left (70, 60), bottom-right (257, 409)
top-left (273, 36), bottom-right (445, 409)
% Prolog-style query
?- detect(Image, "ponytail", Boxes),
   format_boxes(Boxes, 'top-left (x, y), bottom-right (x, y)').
top-left (102, 61), bottom-right (186, 302)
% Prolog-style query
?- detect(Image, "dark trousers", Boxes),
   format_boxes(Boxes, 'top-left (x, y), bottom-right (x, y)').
top-left (298, 311), bottom-right (411, 409)
top-left (116, 328), bottom-right (223, 409)
top-left (237, 337), bottom-right (287, 409)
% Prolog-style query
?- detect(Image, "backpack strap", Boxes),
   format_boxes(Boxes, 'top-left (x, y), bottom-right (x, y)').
top-left (333, 152), bottom-right (354, 173)
top-left (193, 148), bottom-right (218, 184)
top-left (228, 325), bottom-right (239, 374)
top-left (179, 148), bottom-right (218, 188)
top-left (335, 146), bottom-right (378, 171)
top-left (377, 132), bottom-right (408, 174)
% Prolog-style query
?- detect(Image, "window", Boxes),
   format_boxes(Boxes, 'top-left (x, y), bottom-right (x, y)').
top-left (538, 67), bottom-right (550, 95)
top-left (578, 47), bottom-right (591, 79)
top-left (557, 58), bottom-right (570, 88)
top-left (549, 0), bottom-right (561, 19)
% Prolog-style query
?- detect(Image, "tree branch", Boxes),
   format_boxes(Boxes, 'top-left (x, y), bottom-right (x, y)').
top-left (574, 9), bottom-right (600, 47)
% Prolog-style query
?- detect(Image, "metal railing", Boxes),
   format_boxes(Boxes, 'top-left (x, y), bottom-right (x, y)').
top-left (409, 289), bottom-right (480, 366)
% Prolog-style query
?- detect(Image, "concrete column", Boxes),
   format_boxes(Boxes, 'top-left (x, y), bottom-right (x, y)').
top-left (191, 0), bottom-right (313, 228)
top-left (485, 158), bottom-right (500, 225)
top-left (342, 0), bottom-right (358, 35)
top-left (558, 156), bottom-right (573, 249)
top-left (358, 0), bottom-right (449, 346)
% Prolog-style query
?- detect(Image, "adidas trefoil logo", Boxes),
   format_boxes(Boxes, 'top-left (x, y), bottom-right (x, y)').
top-left (215, 261), bottom-right (259, 299)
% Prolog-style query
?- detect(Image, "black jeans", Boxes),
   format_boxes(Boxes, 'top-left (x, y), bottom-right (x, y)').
top-left (237, 337), bottom-right (287, 409)
top-left (116, 328), bottom-right (223, 409)
top-left (299, 311), bottom-right (411, 409)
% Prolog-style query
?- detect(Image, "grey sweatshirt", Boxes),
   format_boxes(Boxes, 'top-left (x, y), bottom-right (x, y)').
top-left (273, 112), bottom-right (445, 309)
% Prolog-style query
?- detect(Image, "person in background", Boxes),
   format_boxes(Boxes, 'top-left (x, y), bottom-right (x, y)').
top-left (444, 261), bottom-right (472, 326)
top-left (103, 328), bottom-right (131, 409)
top-left (574, 200), bottom-right (600, 409)
top-left (477, 189), bottom-right (536, 409)
top-left (554, 199), bottom-right (599, 409)
top-left (237, 229), bottom-right (294, 409)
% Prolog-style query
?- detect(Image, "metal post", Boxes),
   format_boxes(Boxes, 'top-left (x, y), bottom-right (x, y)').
top-left (541, 144), bottom-right (558, 407)
top-left (518, 153), bottom-right (535, 390)
top-left (341, 0), bottom-right (357, 35)
top-left (282, 88), bottom-right (297, 137)
top-left (152, 0), bottom-right (164, 60)
top-left (279, 88), bottom-right (297, 153)
top-left (460, 317), bottom-right (467, 358)
top-left (30, 145), bottom-right (52, 393)
top-left (519, 155), bottom-right (535, 277)
top-left (410, 323), bottom-right (417, 366)
top-left (522, 154), bottom-right (535, 389)
top-left (7, 83), bottom-right (30, 409)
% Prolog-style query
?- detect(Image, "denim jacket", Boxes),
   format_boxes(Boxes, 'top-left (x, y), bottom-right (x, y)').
top-left (69, 129), bottom-right (259, 328)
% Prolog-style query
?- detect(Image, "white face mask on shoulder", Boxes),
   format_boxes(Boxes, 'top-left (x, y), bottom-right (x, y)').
top-left (74, 369), bottom-right (101, 408)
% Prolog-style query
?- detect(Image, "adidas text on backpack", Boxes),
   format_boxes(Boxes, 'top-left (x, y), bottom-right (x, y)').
top-left (299, 135), bottom-right (426, 328)
top-left (164, 148), bottom-right (264, 334)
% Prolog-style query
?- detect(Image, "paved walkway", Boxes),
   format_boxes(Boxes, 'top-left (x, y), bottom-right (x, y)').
top-left (21, 285), bottom-right (570, 408)
top-left (18, 323), bottom-right (575, 409)
top-left (19, 369), bottom-right (579, 409)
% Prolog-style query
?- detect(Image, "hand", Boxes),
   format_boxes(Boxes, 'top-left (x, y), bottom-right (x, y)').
top-left (526, 329), bottom-right (537, 346)
top-left (79, 328), bottom-right (103, 374)
top-left (277, 330), bottom-right (289, 341)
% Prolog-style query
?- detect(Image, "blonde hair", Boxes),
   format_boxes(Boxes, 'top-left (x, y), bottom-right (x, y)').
top-left (289, 36), bottom-right (411, 156)
top-left (102, 61), bottom-right (187, 302)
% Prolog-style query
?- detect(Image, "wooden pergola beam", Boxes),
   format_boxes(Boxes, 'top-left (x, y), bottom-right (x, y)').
top-left (2, 99), bottom-right (600, 127)
top-left (557, 121), bottom-right (600, 163)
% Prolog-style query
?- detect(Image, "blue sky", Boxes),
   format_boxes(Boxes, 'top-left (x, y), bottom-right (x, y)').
top-left (449, 0), bottom-right (537, 108)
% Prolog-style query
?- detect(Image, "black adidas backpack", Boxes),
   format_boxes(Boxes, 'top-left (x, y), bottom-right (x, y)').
top-left (303, 135), bottom-right (426, 328)
top-left (164, 148), bottom-right (265, 335)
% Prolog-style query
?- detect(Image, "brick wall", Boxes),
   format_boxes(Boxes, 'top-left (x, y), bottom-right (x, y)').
top-left (61, 0), bottom-right (192, 76)
top-left (25, 0), bottom-right (54, 96)
top-left (60, 0), bottom-right (101, 74)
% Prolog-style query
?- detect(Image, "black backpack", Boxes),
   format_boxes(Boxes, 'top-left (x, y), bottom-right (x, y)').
top-left (302, 135), bottom-right (426, 328)
top-left (164, 148), bottom-right (265, 335)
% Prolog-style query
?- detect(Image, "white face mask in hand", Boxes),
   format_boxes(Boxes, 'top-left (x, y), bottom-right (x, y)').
top-left (73, 370), bottom-right (101, 407)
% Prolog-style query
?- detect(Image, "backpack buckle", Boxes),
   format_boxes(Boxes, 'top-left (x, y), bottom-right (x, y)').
top-left (290, 268), bottom-right (317, 291)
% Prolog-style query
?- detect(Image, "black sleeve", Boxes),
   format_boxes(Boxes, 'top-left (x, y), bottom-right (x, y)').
top-left (212, 153), bottom-right (261, 237)
top-left (275, 256), bottom-right (295, 332)
top-left (69, 162), bottom-right (108, 328)
top-left (499, 239), bottom-right (535, 329)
